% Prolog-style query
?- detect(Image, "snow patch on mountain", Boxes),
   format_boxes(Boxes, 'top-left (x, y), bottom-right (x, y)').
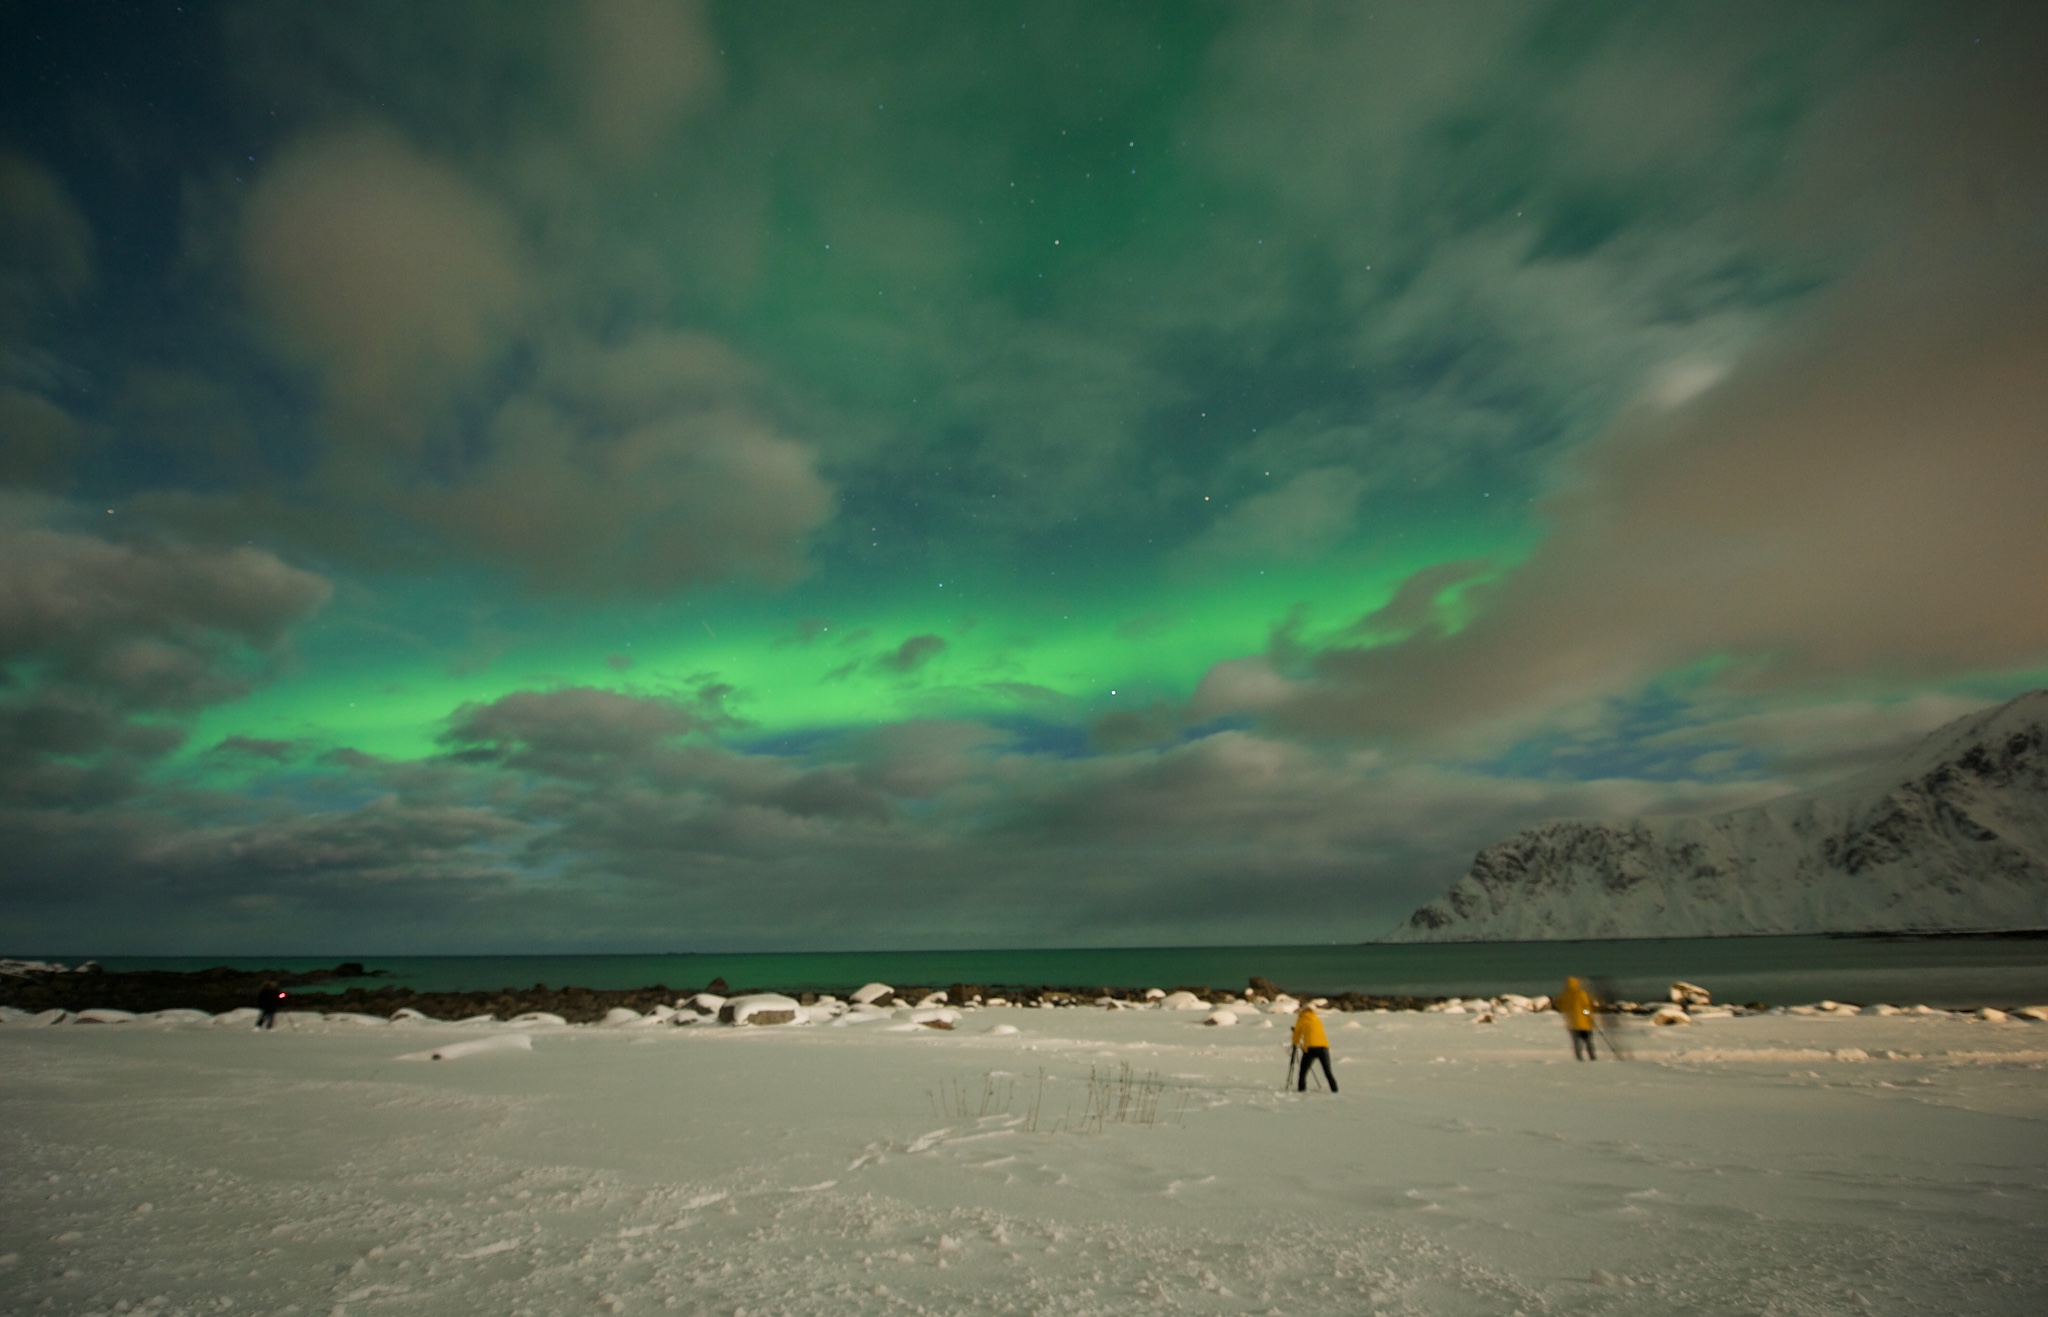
top-left (1389, 691), bottom-right (2048, 941)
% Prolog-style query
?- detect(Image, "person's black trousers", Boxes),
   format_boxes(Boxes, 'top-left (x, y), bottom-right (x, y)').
top-left (1571, 1028), bottom-right (1596, 1060)
top-left (1297, 1046), bottom-right (1337, 1091)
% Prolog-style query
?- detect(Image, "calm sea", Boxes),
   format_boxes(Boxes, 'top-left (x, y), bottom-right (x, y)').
top-left (54, 935), bottom-right (2048, 1008)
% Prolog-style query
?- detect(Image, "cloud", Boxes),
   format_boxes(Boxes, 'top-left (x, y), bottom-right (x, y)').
top-left (0, 499), bottom-right (331, 821)
top-left (240, 129), bottom-right (531, 436)
top-left (441, 685), bottom-right (729, 772)
top-left (576, 0), bottom-right (722, 160)
top-left (0, 150), bottom-right (94, 338)
top-left (427, 330), bottom-right (834, 593)
top-left (1173, 467), bottom-right (1366, 571)
top-left (875, 634), bottom-right (947, 675)
top-left (208, 735), bottom-right (304, 762)
top-left (1179, 10), bottom-right (2048, 747)
top-left (0, 498), bottom-right (333, 711)
top-left (1258, 253), bottom-right (2048, 745)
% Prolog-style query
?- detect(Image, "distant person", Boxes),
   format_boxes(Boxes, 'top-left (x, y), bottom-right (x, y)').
top-left (1557, 976), bottom-right (1596, 1060)
top-left (1291, 1002), bottom-right (1338, 1093)
top-left (256, 981), bottom-right (287, 1030)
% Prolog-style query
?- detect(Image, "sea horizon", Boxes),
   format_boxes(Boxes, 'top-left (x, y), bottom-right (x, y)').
top-left (19, 932), bottom-right (2048, 1008)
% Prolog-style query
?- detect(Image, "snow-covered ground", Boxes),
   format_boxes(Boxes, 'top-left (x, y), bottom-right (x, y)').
top-left (3, 1005), bottom-right (2046, 1316)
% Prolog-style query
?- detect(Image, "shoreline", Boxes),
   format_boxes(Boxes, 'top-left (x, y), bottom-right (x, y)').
top-left (4, 960), bottom-right (2041, 1022)
top-left (0, 961), bottom-right (1455, 1022)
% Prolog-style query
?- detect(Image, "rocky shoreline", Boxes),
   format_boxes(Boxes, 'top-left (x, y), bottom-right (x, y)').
top-left (0, 962), bottom-right (1453, 1024)
top-left (12, 961), bottom-right (2038, 1025)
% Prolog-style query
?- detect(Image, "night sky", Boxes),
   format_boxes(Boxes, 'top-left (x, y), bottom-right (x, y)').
top-left (4, 1), bottom-right (2045, 953)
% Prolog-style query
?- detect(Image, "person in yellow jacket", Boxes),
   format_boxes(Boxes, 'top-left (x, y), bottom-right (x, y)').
top-left (1557, 976), bottom-right (1597, 1060)
top-left (1290, 1002), bottom-right (1338, 1092)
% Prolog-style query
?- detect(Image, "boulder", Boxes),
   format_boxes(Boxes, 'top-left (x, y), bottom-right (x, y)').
top-left (1202, 1009), bottom-right (1238, 1027)
top-left (720, 993), bottom-right (802, 1026)
top-left (75, 1008), bottom-right (139, 1024)
top-left (1977, 1007), bottom-right (2009, 1022)
top-left (2015, 1005), bottom-right (2048, 1022)
top-left (1158, 991), bottom-right (1206, 1011)
top-left (1669, 981), bottom-right (1712, 1007)
top-left (850, 982), bottom-right (893, 1006)
top-left (1649, 1005), bottom-right (1692, 1026)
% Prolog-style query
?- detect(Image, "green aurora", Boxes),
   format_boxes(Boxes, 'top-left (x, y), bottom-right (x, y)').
top-left (3, 1), bottom-right (2045, 951)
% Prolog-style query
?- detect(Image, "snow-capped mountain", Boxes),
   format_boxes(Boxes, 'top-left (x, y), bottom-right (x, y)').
top-left (1388, 691), bottom-right (2048, 941)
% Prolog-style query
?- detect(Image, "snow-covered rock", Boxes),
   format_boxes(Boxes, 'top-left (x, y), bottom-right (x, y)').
top-left (913, 991), bottom-right (948, 1008)
top-left (143, 1009), bottom-right (213, 1025)
top-left (0, 1006), bottom-right (69, 1026)
top-left (1391, 691), bottom-right (2048, 940)
top-left (0, 958), bottom-right (77, 976)
top-left (891, 1007), bottom-right (961, 1031)
top-left (1977, 1007), bottom-right (2009, 1022)
top-left (850, 982), bottom-right (893, 1005)
top-left (603, 1008), bottom-right (644, 1026)
top-left (506, 1012), bottom-right (568, 1027)
top-left (2016, 1006), bottom-right (2048, 1022)
top-left (689, 992), bottom-right (727, 1012)
top-left (1649, 1005), bottom-right (1692, 1026)
top-left (1143, 988), bottom-right (1166, 1001)
top-left (1670, 981), bottom-right (1712, 1006)
top-left (76, 1009), bottom-right (139, 1024)
top-left (390, 1007), bottom-right (439, 1023)
top-left (1158, 991), bottom-right (1206, 1011)
top-left (1202, 1009), bottom-right (1238, 1027)
top-left (720, 993), bottom-right (801, 1026)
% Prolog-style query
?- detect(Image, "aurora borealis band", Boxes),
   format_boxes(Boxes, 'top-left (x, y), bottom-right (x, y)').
top-left (4, 2), bottom-right (2046, 953)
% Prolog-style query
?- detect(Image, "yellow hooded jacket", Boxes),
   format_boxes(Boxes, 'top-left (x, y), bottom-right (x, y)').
top-left (1556, 978), bottom-right (1595, 1031)
top-left (1291, 1008), bottom-right (1329, 1049)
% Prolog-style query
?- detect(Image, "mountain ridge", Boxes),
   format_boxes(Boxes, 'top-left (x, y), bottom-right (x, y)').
top-left (1387, 691), bottom-right (2048, 942)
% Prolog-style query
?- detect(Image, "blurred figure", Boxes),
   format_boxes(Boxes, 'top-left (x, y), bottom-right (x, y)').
top-left (1291, 1002), bottom-right (1338, 1092)
top-left (1589, 976), bottom-right (1633, 1061)
top-left (256, 980), bottom-right (287, 1030)
top-left (1557, 976), bottom-right (1596, 1060)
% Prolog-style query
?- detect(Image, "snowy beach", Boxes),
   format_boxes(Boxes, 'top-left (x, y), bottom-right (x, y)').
top-left (4, 1002), bottom-right (2046, 1316)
